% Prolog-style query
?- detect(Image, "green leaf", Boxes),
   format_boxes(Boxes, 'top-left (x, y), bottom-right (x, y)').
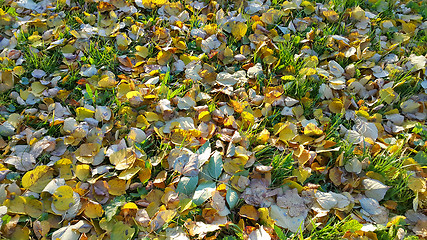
top-left (414, 151), bottom-right (427, 166)
top-left (110, 221), bottom-right (135, 240)
top-left (104, 195), bottom-right (126, 221)
top-left (176, 176), bottom-right (198, 196)
top-left (86, 83), bottom-right (93, 99)
top-left (226, 188), bottom-right (239, 209)
top-left (207, 152), bottom-right (223, 179)
top-left (222, 236), bottom-right (238, 240)
top-left (192, 181), bottom-right (216, 206)
top-left (197, 141), bottom-right (211, 167)
top-left (1, 214), bottom-right (11, 225)
top-left (340, 219), bottom-right (363, 233)
top-left (412, 123), bottom-right (423, 134)
top-left (274, 225), bottom-right (286, 240)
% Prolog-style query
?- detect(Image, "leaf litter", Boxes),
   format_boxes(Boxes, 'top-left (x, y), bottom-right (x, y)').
top-left (0, 0), bottom-right (427, 239)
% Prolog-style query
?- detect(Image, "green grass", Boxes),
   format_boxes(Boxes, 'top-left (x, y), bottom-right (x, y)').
top-left (0, 90), bottom-right (13, 110)
top-left (367, 148), bottom-right (414, 212)
top-left (331, 0), bottom-right (367, 9)
top-left (82, 38), bottom-right (119, 73)
top-left (21, 47), bottom-right (62, 76)
top-left (256, 147), bottom-right (294, 186)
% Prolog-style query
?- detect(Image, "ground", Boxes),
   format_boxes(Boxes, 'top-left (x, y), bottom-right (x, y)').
top-left (0, 0), bottom-right (427, 239)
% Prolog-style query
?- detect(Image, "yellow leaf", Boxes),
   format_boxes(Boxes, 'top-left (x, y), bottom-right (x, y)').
top-left (76, 107), bottom-right (95, 121)
top-left (137, 115), bottom-right (150, 128)
top-left (53, 185), bottom-right (75, 211)
top-left (387, 216), bottom-right (406, 228)
top-left (157, 51), bottom-right (172, 65)
top-left (108, 178), bottom-right (127, 195)
top-left (4, 196), bottom-right (43, 218)
top-left (296, 148), bottom-right (311, 165)
top-left (150, 208), bottom-right (176, 231)
top-left (239, 204), bottom-right (260, 221)
top-left (352, 6), bottom-right (365, 20)
top-left (4, 196), bottom-right (26, 214)
top-left (99, 73), bottom-right (117, 88)
top-left (401, 99), bottom-right (420, 113)
top-left (323, 10), bottom-right (339, 22)
top-left (84, 200), bottom-right (104, 218)
top-left (122, 202), bottom-right (138, 210)
top-left (257, 129), bottom-right (270, 144)
top-left (279, 126), bottom-right (295, 142)
top-left (329, 167), bottom-right (343, 186)
top-left (408, 177), bottom-right (426, 192)
top-left (109, 148), bottom-right (136, 170)
top-left (299, 67), bottom-right (317, 76)
top-left (31, 82), bottom-right (47, 95)
top-left (0, 9), bottom-right (13, 25)
top-left (379, 88), bottom-right (396, 104)
top-left (25, 198), bottom-right (43, 218)
top-left (10, 226), bottom-right (30, 240)
top-left (116, 33), bottom-right (130, 50)
top-left (139, 166), bottom-right (151, 183)
top-left (126, 91), bottom-right (141, 99)
top-left (76, 164), bottom-right (90, 181)
top-left (180, 54), bottom-right (199, 65)
top-left (263, 54), bottom-right (278, 65)
top-left (301, 1), bottom-right (315, 14)
top-left (111, 221), bottom-right (135, 239)
top-left (22, 165), bottom-right (54, 193)
top-left (118, 167), bottom-right (141, 180)
top-left (145, 112), bottom-right (160, 121)
top-left (13, 66), bottom-right (25, 76)
top-left (304, 123), bottom-right (323, 136)
top-left (55, 158), bottom-right (74, 180)
top-left (400, 21), bottom-right (416, 34)
top-left (75, 143), bottom-right (100, 164)
top-left (198, 111), bottom-right (211, 122)
top-left (329, 98), bottom-right (343, 114)
top-left (261, 9), bottom-right (282, 25)
top-left (135, 45), bottom-right (149, 58)
top-left (174, 39), bottom-right (187, 50)
top-left (258, 207), bottom-right (275, 228)
top-left (241, 111), bottom-right (254, 127)
top-left (28, 32), bottom-right (42, 43)
top-left (292, 167), bottom-right (311, 184)
top-left (231, 22), bottom-right (248, 40)
top-left (0, 70), bottom-right (15, 92)
top-left (283, 180), bottom-right (304, 193)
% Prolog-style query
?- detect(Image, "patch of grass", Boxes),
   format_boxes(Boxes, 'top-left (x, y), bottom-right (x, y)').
top-left (83, 38), bottom-right (119, 73)
top-left (0, 88), bottom-right (28, 114)
top-left (393, 75), bottom-right (422, 102)
top-left (37, 152), bottom-right (52, 165)
top-left (282, 76), bottom-right (324, 101)
top-left (216, 223), bottom-right (244, 240)
top-left (332, 0), bottom-right (366, 9)
top-left (64, 11), bottom-right (86, 30)
top-left (21, 47), bottom-right (62, 76)
top-left (324, 113), bottom-right (348, 141)
top-left (274, 37), bottom-right (303, 76)
top-left (300, 217), bottom-right (359, 239)
top-left (257, 148), bottom-right (294, 186)
top-left (0, 90), bottom-right (13, 109)
top-left (367, 148), bottom-right (414, 212)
